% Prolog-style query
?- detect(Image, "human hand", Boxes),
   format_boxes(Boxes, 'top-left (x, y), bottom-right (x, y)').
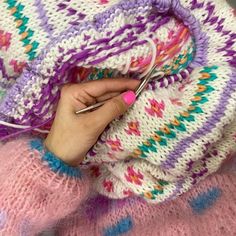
top-left (44, 78), bottom-right (139, 166)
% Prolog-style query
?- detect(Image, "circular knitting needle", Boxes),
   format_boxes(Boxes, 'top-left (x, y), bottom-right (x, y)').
top-left (75, 65), bottom-right (161, 115)
top-left (75, 101), bottom-right (106, 114)
top-left (135, 65), bottom-right (160, 96)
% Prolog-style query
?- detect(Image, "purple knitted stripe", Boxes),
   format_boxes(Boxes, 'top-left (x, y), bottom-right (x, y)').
top-left (92, 14), bottom-right (170, 46)
top-left (52, 13), bottom-right (170, 77)
top-left (94, 3), bottom-right (147, 32)
top-left (158, 67), bottom-right (193, 88)
top-left (190, 0), bottom-right (204, 10)
top-left (0, 0), bottom-right (205, 122)
top-left (219, 33), bottom-right (236, 67)
top-left (34, 0), bottom-right (54, 36)
top-left (203, 2), bottom-right (216, 25)
top-left (33, 0), bottom-right (148, 64)
top-left (161, 69), bottom-right (236, 169)
top-left (33, 0), bottom-right (204, 69)
top-left (150, 15), bottom-right (171, 32)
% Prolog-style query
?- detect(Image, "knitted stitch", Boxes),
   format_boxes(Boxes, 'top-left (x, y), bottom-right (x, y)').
top-left (0, 138), bottom-right (235, 235)
top-left (0, 0), bottom-right (235, 203)
top-left (56, 167), bottom-right (236, 236)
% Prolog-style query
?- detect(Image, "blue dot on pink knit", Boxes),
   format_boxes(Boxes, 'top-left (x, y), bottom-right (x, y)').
top-left (103, 216), bottom-right (133, 236)
top-left (189, 187), bottom-right (222, 214)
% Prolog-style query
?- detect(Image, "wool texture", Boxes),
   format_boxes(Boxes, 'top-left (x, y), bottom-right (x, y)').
top-left (0, 0), bottom-right (235, 203)
top-left (0, 138), bottom-right (235, 235)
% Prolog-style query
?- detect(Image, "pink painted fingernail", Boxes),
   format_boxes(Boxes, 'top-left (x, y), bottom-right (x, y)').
top-left (122, 91), bottom-right (136, 106)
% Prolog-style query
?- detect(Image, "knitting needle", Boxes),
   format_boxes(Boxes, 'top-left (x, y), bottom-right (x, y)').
top-left (75, 65), bottom-right (160, 115)
top-left (134, 65), bottom-right (161, 96)
top-left (75, 100), bottom-right (107, 114)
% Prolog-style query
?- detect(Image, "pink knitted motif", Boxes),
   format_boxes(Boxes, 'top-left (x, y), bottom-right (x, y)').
top-left (0, 30), bottom-right (11, 51)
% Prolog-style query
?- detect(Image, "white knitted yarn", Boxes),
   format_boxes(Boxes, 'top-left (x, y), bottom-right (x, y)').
top-left (0, 0), bottom-right (235, 202)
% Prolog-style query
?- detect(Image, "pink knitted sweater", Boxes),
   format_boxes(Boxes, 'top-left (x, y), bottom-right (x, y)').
top-left (0, 137), bottom-right (235, 236)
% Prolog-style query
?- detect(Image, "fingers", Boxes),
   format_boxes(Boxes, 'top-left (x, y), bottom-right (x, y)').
top-left (73, 89), bottom-right (97, 106)
top-left (78, 78), bottom-right (139, 98)
top-left (96, 92), bottom-right (120, 102)
top-left (92, 91), bottom-right (136, 127)
top-left (60, 78), bottom-right (139, 112)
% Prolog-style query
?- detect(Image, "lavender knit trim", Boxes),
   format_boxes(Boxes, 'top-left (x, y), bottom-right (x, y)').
top-left (191, 0), bottom-right (236, 68)
top-left (161, 68), bottom-right (236, 169)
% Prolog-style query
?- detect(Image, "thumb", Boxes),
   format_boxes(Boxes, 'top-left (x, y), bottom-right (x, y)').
top-left (94, 91), bottom-right (136, 126)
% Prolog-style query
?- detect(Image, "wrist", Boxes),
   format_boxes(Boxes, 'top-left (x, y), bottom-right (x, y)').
top-left (44, 137), bottom-right (79, 167)
top-left (30, 138), bottom-right (82, 177)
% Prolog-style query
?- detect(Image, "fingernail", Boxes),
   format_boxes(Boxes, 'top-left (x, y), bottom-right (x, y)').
top-left (122, 91), bottom-right (136, 106)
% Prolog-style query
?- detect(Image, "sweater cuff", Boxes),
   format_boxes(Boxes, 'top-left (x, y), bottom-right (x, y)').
top-left (30, 138), bottom-right (82, 178)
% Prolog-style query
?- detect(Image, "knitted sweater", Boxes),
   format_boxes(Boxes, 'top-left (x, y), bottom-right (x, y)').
top-left (0, 0), bottom-right (236, 203)
top-left (0, 0), bottom-right (236, 235)
top-left (0, 138), bottom-right (235, 235)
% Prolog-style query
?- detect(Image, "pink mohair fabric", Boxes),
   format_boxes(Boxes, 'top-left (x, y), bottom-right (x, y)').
top-left (0, 138), bottom-right (235, 235)
top-left (0, 138), bottom-right (90, 235)
top-left (57, 172), bottom-right (236, 236)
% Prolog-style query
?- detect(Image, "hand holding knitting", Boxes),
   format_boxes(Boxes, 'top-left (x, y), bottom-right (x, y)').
top-left (44, 78), bottom-right (138, 166)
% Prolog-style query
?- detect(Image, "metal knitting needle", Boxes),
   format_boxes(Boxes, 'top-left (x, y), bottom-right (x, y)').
top-left (134, 65), bottom-right (160, 97)
top-left (75, 65), bottom-right (160, 115)
top-left (75, 100), bottom-right (107, 114)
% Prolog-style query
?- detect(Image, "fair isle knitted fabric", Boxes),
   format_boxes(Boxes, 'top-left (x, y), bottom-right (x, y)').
top-left (89, 66), bottom-right (236, 202)
top-left (0, 0), bottom-right (236, 203)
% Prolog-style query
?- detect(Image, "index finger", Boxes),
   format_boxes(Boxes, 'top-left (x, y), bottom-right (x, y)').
top-left (78, 78), bottom-right (140, 98)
